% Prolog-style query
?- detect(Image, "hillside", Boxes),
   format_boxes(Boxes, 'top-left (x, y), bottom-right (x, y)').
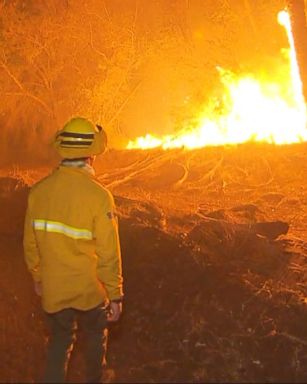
top-left (1, 142), bottom-right (307, 383)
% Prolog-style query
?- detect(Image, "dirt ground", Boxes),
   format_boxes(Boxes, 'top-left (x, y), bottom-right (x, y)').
top-left (1, 142), bottom-right (307, 383)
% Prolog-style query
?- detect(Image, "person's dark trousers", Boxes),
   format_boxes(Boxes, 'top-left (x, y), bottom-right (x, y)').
top-left (43, 304), bottom-right (108, 383)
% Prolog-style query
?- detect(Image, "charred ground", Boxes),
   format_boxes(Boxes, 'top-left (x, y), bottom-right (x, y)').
top-left (1, 142), bottom-right (307, 383)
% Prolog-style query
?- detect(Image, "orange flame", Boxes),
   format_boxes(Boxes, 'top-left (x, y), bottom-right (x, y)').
top-left (127, 11), bottom-right (307, 150)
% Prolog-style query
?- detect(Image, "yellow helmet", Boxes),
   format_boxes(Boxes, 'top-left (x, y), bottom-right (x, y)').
top-left (54, 117), bottom-right (107, 159)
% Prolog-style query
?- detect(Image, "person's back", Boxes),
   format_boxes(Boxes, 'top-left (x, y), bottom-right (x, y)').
top-left (23, 117), bottom-right (123, 383)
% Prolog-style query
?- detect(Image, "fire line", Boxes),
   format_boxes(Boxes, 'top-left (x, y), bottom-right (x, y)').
top-left (127, 10), bottom-right (307, 150)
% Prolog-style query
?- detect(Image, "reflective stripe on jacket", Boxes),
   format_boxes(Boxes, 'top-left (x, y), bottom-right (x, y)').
top-left (23, 166), bottom-right (123, 313)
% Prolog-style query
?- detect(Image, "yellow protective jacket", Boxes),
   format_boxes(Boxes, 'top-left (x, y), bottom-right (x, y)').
top-left (23, 165), bottom-right (123, 314)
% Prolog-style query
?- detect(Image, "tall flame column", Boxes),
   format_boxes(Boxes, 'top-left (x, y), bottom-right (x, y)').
top-left (287, 0), bottom-right (307, 104)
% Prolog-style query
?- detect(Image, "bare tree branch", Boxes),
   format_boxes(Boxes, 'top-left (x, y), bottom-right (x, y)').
top-left (106, 81), bottom-right (142, 127)
top-left (1, 60), bottom-right (53, 116)
top-left (88, 21), bottom-right (109, 63)
top-left (0, 60), bottom-right (24, 91)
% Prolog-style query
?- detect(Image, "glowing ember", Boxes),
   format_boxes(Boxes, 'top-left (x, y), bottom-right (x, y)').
top-left (127, 11), bottom-right (307, 150)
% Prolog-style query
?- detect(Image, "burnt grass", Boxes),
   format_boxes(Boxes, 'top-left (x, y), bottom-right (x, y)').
top-left (1, 143), bottom-right (307, 383)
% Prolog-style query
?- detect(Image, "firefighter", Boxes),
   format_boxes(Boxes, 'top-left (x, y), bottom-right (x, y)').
top-left (23, 117), bottom-right (123, 383)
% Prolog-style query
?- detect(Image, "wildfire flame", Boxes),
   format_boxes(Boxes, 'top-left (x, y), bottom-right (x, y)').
top-left (127, 11), bottom-right (307, 150)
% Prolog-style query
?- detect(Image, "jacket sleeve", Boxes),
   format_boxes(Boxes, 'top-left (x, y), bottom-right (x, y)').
top-left (23, 192), bottom-right (41, 282)
top-left (94, 191), bottom-right (123, 301)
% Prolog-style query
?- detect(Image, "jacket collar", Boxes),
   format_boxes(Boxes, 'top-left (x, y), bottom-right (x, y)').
top-left (60, 159), bottom-right (95, 176)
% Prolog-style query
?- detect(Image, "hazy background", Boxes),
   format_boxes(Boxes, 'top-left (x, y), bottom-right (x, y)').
top-left (0, 0), bottom-right (287, 164)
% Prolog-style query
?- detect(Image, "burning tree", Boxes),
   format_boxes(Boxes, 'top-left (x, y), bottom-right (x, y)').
top-left (127, 2), bottom-right (307, 150)
top-left (286, 0), bottom-right (307, 103)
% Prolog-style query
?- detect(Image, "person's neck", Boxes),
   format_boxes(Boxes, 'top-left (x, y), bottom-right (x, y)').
top-left (61, 158), bottom-right (95, 175)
